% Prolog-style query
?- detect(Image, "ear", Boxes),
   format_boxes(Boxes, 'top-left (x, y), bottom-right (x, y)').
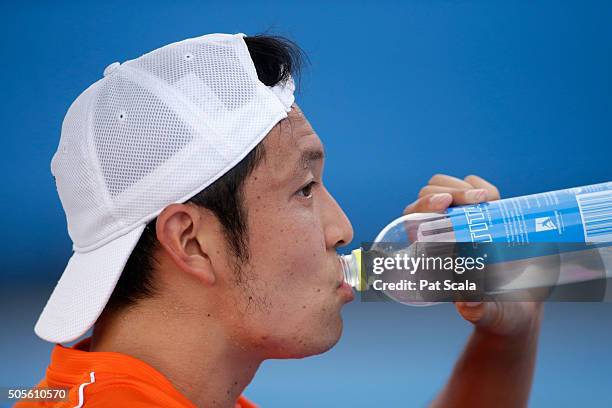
top-left (155, 204), bottom-right (217, 285)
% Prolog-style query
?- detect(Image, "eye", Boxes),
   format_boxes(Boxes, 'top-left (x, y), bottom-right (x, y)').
top-left (297, 181), bottom-right (316, 198)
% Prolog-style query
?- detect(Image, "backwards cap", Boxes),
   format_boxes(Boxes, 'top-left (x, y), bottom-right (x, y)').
top-left (35, 33), bottom-right (295, 343)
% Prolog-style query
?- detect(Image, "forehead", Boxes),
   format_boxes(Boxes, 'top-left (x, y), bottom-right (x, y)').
top-left (261, 105), bottom-right (323, 176)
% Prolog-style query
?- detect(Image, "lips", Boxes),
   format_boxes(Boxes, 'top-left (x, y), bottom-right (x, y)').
top-left (335, 257), bottom-right (354, 302)
top-left (336, 280), bottom-right (355, 302)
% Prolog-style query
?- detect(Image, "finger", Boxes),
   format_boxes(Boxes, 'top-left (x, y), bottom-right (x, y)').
top-left (418, 185), bottom-right (460, 198)
top-left (418, 185), bottom-right (488, 205)
top-left (420, 185), bottom-right (489, 205)
top-left (456, 301), bottom-right (538, 336)
top-left (429, 174), bottom-right (474, 190)
top-left (455, 301), bottom-right (506, 332)
top-left (455, 301), bottom-right (487, 325)
top-left (403, 193), bottom-right (453, 215)
top-left (464, 175), bottom-right (500, 200)
top-left (449, 188), bottom-right (489, 205)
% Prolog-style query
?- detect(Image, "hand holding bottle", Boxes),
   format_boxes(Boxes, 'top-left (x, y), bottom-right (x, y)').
top-left (404, 174), bottom-right (542, 337)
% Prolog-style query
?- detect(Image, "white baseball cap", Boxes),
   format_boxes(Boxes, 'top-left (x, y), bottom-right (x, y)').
top-left (35, 33), bottom-right (295, 343)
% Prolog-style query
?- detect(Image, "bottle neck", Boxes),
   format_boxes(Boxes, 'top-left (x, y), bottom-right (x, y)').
top-left (339, 249), bottom-right (363, 290)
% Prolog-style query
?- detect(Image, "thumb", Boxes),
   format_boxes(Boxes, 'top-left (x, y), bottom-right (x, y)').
top-left (455, 301), bottom-right (489, 325)
top-left (455, 301), bottom-right (540, 336)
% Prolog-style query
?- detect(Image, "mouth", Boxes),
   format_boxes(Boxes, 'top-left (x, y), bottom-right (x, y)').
top-left (336, 274), bottom-right (355, 303)
top-left (334, 256), bottom-right (355, 302)
top-left (336, 280), bottom-right (355, 303)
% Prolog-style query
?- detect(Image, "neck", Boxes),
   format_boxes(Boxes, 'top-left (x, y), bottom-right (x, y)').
top-left (90, 299), bottom-right (261, 408)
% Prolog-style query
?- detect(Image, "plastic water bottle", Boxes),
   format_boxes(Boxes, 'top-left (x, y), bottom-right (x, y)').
top-left (340, 181), bottom-right (612, 304)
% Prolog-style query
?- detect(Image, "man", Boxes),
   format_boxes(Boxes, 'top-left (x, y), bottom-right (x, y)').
top-left (18, 33), bottom-right (541, 408)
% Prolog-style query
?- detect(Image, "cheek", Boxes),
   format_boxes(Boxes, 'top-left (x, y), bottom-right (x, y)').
top-left (230, 208), bottom-right (343, 356)
top-left (251, 205), bottom-right (326, 279)
top-left (246, 208), bottom-right (333, 310)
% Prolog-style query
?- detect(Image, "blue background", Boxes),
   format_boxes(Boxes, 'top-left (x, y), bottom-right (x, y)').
top-left (1, 1), bottom-right (611, 406)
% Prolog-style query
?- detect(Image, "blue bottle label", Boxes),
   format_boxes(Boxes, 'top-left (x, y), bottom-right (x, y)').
top-left (447, 182), bottom-right (612, 244)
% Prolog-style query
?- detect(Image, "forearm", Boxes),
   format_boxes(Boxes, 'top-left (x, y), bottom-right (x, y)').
top-left (431, 306), bottom-right (542, 408)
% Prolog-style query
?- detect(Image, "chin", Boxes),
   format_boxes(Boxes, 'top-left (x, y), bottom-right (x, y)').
top-left (300, 314), bottom-right (345, 358)
top-left (261, 308), bottom-right (345, 359)
top-left (270, 318), bottom-right (344, 360)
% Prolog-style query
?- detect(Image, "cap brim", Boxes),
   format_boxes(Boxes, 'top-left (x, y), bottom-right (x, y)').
top-left (35, 225), bottom-right (146, 343)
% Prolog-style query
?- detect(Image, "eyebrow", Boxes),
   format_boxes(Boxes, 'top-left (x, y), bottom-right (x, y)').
top-left (296, 148), bottom-right (324, 175)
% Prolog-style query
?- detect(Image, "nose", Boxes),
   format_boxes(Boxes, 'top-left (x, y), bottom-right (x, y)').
top-left (321, 186), bottom-right (354, 250)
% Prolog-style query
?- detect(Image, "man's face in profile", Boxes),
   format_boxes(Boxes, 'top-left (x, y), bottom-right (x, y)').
top-left (218, 105), bottom-right (355, 359)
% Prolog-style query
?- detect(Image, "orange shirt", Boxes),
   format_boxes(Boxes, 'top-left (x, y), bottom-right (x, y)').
top-left (15, 337), bottom-right (257, 408)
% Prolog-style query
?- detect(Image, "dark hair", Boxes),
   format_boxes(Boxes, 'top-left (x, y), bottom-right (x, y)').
top-left (104, 35), bottom-right (306, 313)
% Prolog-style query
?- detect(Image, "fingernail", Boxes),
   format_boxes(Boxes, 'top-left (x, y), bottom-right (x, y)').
top-left (464, 301), bottom-right (483, 307)
top-left (430, 193), bottom-right (452, 205)
top-left (466, 189), bottom-right (486, 202)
